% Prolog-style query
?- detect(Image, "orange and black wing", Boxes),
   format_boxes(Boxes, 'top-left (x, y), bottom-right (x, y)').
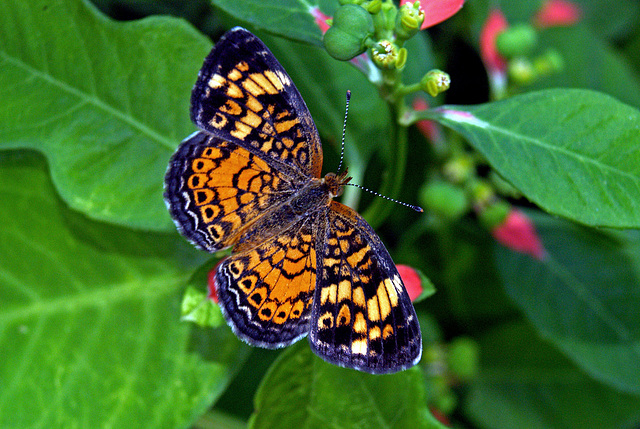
top-left (164, 133), bottom-right (297, 252)
top-left (214, 215), bottom-right (317, 347)
top-left (191, 27), bottom-right (323, 179)
top-left (309, 202), bottom-right (422, 374)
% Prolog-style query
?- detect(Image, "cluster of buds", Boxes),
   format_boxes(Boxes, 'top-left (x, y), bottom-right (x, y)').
top-left (480, 0), bottom-right (581, 97)
top-left (322, 0), bottom-right (426, 67)
top-left (321, 0), bottom-right (460, 97)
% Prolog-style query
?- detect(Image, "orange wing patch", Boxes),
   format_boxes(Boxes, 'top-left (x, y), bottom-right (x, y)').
top-left (214, 217), bottom-right (317, 347)
top-left (165, 133), bottom-right (295, 252)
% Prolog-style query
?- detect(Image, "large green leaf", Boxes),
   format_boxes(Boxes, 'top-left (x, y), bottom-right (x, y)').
top-left (0, 150), bottom-right (248, 428)
top-left (465, 323), bottom-right (640, 429)
top-left (495, 210), bottom-right (640, 394)
top-left (433, 89), bottom-right (640, 228)
top-left (0, 0), bottom-right (211, 231)
top-left (249, 342), bottom-right (447, 429)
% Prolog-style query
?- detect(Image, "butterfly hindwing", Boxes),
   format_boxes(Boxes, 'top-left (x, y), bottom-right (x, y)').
top-left (215, 216), bottom-right (317, 347)
top-left (191, 27), bottom-right (323, 179)
top-left (309, 202), bottom-right (422, 374)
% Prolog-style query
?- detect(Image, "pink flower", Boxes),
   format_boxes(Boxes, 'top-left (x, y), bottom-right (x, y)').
top-left (401, 0), bottom-right (465, 30)
top-left (397, 264), bottom-right (423, 302)
top-left (533, 0), bottom-right (582, 29)
top-left (492, 210), bottom-right (546, 260)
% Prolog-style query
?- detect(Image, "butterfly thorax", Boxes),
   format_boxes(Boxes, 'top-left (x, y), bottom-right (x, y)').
top-left (234, 172), bottom-right (349, 252)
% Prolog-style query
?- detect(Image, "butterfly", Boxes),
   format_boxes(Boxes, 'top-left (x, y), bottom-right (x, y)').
top-left (164, 27), bottom-right (421, 374)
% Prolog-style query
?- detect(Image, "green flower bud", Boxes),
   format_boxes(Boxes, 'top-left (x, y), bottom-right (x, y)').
top-left (470, 180), bottom-right (495, 208)
top-left (447, 337), bottom-right (480, 381)
top-left (323, 4), bottom-right (374, 61)
top-left (366, 0), bottom-right (382, 14)
top-left (395, 1), bottom-right (424, 40)
top-left (371, 40), bottom-right (402, 69)
top-left (533, 49), bottom-right (564, 76)
top-left (420, 69), bottom-right (451, 97)
top-left (508, 57), bottom-right (536, 85)
top-left (443, 155), bottom-right (473, 183)
top-left (478, 200), bottom-right (510, 229)
top-left (373, 1), bottom-right (398, 33)
top-left (396, 47), bottom-right (408, 69)
top-left (420, 181), bottom-right (469, 220)
top-left (434, 391), bottom-right (458, 415)
top-left (495, 23), bottom-right (537, 59)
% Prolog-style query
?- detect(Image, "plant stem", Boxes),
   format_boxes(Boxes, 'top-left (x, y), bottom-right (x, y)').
top-left (362, 98), bottom-right (409, 228)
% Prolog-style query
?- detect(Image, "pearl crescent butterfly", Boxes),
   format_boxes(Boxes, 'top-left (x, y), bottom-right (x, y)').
top-left (164, 27), bottom-right (421, 374)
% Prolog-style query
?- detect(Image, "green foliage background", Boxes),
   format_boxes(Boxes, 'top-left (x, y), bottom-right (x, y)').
top-left (1, 0), bottom-right (640, 428)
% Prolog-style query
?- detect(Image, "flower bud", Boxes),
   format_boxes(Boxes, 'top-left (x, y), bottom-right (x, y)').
top-left (421, 69), bottom-right (451, 97)
top-left (443, 155), bottom-right (472, 183)
top-left (371, 40), bottom-right (402, 69)
top-left (470, 180), bottom-right (495, 208)
top-left (323, 4), bottom-right (374, 61)
top-left (420, 181), bottom-right (468, 221)
top-left (491, 209), bottom-right (546, 259)
top-left (495, 23), bottom-right (537, 59)
top-left (478, 200), bottom-right (510, 229)
top-left (366, 0), bottom-right (382, 14)
top-left (395, 1), bottom-right (425, 40)
top-left (447, 337), bottom-right (479, 381)
top-left (508, 57), bottom-right (536, 85)
top-left (533, 49), bottom-right (564, 76)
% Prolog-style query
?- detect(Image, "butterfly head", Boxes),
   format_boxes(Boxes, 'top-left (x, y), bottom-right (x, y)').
top-left (323, 169), bottom-right (352, 198)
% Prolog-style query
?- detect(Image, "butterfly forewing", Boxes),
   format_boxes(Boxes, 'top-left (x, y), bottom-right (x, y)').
top-left (191, 27), bottom-right (323, 179)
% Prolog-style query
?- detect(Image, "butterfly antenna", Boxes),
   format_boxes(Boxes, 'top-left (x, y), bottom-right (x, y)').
top-left (346, 183), bottom-right (424, 212)
top-left (338, 90), bottom-right (422, 213)
top-left (336, 90), bottom-right (351, 174)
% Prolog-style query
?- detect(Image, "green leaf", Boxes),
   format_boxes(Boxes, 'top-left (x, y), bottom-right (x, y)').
top-left (465, 322), bottom-right (640, 429)
top-left (0, 0), bottom-right (211, 231)
top-left (433, 88), bottom-right (640, 228)
top-left (250, 342), bottom-right (447, 429)
top-left (495, 210), bottom-right (640, 394)
top-left (576, 0), bottom-right (640, 40)
top-left (0, 150), bottom-right (248, 428)
top-left (181, 285), bottom-right (225, 328)
top-left (209, 0), bottom-right (338, 45)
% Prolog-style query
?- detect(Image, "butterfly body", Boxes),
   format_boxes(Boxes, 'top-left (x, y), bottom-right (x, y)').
top-left (165, 27), bottom-right (421, 374)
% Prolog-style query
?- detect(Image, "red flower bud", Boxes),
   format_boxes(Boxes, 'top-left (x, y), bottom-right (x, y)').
top-left (480, 8), bottom-right (509, 74)
top-left (207, 261), bottom-right (224, 304)
top-left (397, 264), bottom-right (423, 301)
top-left (412, 98), bottom-right (442, 142)
top-left (533, 0), bottom-right (582, 29)
top-left (492, 209), bottom-right (546, 260)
